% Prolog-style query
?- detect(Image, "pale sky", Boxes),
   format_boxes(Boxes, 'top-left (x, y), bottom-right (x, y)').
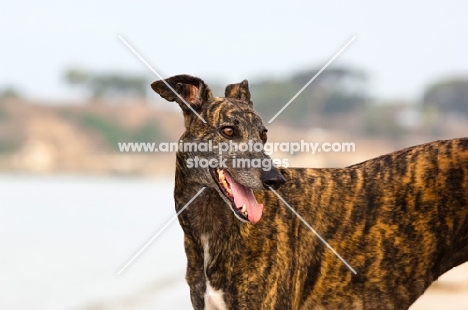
top-left (1, 0), bottom-right (467, 101)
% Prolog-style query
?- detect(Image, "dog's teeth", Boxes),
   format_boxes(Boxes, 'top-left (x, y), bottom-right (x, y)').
top-left (241, 204), bottom-right (246, 213)
top-left (218, 169), bottom-right (225, 181)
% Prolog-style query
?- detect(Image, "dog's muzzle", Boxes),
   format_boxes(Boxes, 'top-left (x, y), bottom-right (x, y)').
top-left (261, 168), bottom-right (286, 190)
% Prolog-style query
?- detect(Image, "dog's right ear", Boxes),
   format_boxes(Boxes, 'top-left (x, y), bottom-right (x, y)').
top-left (151, 75), bottom-right (213, 114)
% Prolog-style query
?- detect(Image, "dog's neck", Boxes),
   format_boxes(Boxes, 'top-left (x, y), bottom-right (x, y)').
top-left (174, 156), bottom-right (242, 240)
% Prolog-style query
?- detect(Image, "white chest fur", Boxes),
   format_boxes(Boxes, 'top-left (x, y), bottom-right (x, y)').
top-left (201, 234), bottom-right (227, 310)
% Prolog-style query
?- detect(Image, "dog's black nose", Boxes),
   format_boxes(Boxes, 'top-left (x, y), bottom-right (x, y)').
top-left (262, 169), bottom-right (286, 190)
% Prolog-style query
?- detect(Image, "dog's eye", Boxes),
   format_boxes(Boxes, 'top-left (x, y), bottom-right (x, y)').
top-left (261, 130), bottom-right (268, 141)
top-left (221, 127), bottom-right (235, 137)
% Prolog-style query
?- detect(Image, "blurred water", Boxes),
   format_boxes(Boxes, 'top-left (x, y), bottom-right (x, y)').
top-left (0, 174), bottom-right (192, 310)
top-left (2, 174), bottom-right (467, 310)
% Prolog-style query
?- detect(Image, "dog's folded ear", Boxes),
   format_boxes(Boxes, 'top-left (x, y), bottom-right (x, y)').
top-left (151, 75), bottom-right (213, 114)
top-left (225, 80), bottom-right (252, 105)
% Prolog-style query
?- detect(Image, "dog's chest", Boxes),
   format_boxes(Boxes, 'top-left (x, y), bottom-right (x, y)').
top-left (201, 234), bottom-right (227, 310)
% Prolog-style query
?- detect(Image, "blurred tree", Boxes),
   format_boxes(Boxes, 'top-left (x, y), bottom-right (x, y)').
top-left (250, 81), bottom-right (305, 122)
top-left (291, 67), bottom-right (367, 116)
top-left (423, 78), bottom-right (468, 116)
top-left (64, 68), bottom-right (148, 100)
top-left (363, 105), bottom-right (405, 140)
top-left (0, 86), bottom-right (21, 99)
top-left (252, 67), bottom-right (367, 126)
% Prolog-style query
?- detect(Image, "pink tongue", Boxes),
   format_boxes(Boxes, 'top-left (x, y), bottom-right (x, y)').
top-left (224, 171), bottom-right (264, 223)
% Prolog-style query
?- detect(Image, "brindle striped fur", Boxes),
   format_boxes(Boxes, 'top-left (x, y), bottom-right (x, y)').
top-left (151, 75), bottom-right (468, 310)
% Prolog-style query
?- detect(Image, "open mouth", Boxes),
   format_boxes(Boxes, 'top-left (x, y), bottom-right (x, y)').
top-left (209, 168), bottom-right (264, 223)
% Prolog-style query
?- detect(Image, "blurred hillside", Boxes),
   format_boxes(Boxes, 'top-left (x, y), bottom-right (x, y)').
top-left (0, 68), bottom-right (467, 175)
top-left (0, 97), bottom-right (181, 175)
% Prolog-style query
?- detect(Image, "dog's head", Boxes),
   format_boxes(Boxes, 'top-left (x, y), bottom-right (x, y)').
top-left (151, 74), bottom-right (285, 223)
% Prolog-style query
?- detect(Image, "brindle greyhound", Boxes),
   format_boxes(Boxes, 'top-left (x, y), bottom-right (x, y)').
top-left (151, 74), bottom-right (468, 310)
